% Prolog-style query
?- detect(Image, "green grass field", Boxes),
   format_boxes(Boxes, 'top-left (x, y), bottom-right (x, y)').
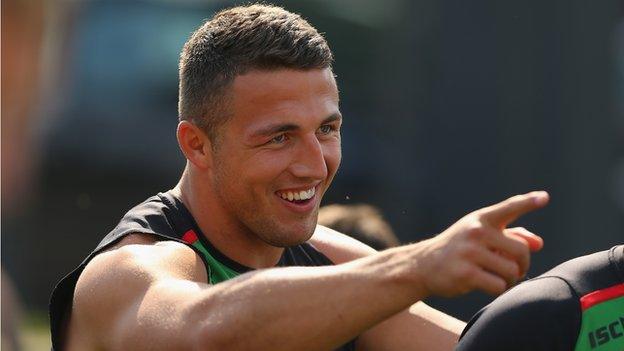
top-left (19, 311), bottom-right (51, 350)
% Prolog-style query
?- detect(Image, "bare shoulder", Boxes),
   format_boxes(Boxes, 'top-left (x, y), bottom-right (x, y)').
top-left (68, 233), bottom-right (208, 349)
top-left (76, 233), bottom-right (208, 294)
top-left (309, 225), bottom-right (378, 264)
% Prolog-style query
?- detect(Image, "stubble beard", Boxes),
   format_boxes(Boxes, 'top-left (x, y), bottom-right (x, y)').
top-left (218, 190), bottom-right (318, 248)
top-left (212, 168), bottom-right (318, 248)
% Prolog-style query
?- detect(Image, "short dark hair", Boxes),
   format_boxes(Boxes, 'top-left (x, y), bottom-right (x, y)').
top-left (178, 4), bottom-right (333, 142)
top-left (318, 204), bottom-right (400, 250)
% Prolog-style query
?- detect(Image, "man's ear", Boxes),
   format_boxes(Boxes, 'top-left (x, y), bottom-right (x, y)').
top-left (177, 120), bottom-right (213, 169)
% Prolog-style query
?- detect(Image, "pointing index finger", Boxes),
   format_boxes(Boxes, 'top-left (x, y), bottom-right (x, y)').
top-left (480, 191), bottom-right (549, 228)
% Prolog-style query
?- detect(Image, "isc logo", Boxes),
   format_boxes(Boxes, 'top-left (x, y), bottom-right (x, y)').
top-left (587, 317), bottom-right (624, 349)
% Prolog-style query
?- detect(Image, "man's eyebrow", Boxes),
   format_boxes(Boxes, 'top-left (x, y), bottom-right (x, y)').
top-left (322, 113), bottom-right (342, 124)
top-left (251, 123), bottom-right (300, 138)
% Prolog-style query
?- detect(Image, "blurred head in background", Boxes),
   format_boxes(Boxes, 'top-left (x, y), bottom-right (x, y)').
top-left (318, 204), bottom-right (400, 250)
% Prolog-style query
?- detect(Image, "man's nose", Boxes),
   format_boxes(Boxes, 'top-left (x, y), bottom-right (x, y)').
top-left (289, 134), bottom-right (328, 180)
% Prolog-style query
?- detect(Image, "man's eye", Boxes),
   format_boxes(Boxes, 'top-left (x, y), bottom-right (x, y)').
top-left (318, 125), bottom-right (334, 134)
top-left (270, 134), bottom-right (287, 144)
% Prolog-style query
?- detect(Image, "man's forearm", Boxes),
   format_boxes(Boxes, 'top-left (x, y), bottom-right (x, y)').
top-left (187, 247), bottom-right (424, 351)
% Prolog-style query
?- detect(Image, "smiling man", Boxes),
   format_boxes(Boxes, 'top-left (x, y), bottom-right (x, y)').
top-left (50, 4), bottom-right (549, 351)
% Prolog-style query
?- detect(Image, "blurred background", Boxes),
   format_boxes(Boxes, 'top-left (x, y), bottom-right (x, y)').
top-left (2, 0), bottom-right (623, 349)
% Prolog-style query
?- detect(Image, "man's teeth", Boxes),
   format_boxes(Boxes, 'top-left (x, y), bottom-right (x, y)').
top-left (278, 188), bottom-right (315, 202)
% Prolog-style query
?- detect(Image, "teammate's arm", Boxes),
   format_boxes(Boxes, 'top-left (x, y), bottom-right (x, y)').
top-left (70, 191), bottom-right (547, 351)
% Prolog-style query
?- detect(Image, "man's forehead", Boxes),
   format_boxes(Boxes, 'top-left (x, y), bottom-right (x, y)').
top-left (226, 68), bottom-right (339, 128)
top-left (230, 68), bottom-right (338, 102)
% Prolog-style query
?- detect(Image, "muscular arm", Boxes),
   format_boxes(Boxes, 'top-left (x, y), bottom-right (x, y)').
top-left (70, 191), bottom-right (548, 351)
top-left (71, 234), bottom-right (430, 350)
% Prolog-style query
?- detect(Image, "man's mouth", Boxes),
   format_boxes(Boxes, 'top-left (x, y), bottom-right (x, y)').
top-left (276, 187), bottom-right (316, 203)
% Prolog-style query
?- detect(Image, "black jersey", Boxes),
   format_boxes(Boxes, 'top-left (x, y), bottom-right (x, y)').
top-left (49, 190), bottom-right (357, 351)
top-left (456, 245), bottom-right (624, 351)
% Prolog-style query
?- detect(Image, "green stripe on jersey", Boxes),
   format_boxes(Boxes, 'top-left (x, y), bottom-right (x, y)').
top-left (575, 296), bottom-right (624, 351)
top-left (190, 241), bottom-right (241, 284)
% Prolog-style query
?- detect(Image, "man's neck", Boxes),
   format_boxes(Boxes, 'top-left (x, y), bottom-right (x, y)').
top-left (173, 169), bottom-right (285, 269)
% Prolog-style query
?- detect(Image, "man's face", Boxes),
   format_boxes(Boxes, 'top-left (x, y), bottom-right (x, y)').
top-left (210, 68), bottom-right (342, 247)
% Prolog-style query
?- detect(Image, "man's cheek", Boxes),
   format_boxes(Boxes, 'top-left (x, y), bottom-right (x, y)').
top-left (327, 147), bottom-right (342, 174)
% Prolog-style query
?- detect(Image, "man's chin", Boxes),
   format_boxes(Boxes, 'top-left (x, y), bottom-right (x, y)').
top-left (259, 225), bottom-right (316, 248)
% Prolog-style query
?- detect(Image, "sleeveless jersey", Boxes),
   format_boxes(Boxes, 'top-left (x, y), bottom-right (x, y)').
top-left (457, 245), bottom-right (624, 351)
top-left (49, 191), bottom-right (356, 350)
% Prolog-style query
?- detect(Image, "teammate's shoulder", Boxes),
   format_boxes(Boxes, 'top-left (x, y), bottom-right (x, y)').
top-left (494, 275), bottom-right (578, 310)
top-left (479, 275), bottom-right (581, 329)
top-left (538, 247), bottom-right (622, 295)
top-left (309, 225), bottom-right (377, 264)
top-left (465, 276), bottom-right (579, 328)
top-left (457, 277), bottom-right (580, 350)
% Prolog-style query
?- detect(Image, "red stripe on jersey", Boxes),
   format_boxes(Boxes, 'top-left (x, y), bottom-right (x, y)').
top-left (580, 283), bottom-right (624, 311)
top-left (182, 230), bottom-right (199, 244)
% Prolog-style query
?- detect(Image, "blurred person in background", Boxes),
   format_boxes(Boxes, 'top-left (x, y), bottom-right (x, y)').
top-left (2, 0), bottom-right (46, 350)
top-left (50, 4), bottom-right (549, 350)
top-left (1, 1), bottom-right (43, 209)
top-left (456, 245), bottom-right (624, 351)
top-left (318, 203), bottom-right (400, 250)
